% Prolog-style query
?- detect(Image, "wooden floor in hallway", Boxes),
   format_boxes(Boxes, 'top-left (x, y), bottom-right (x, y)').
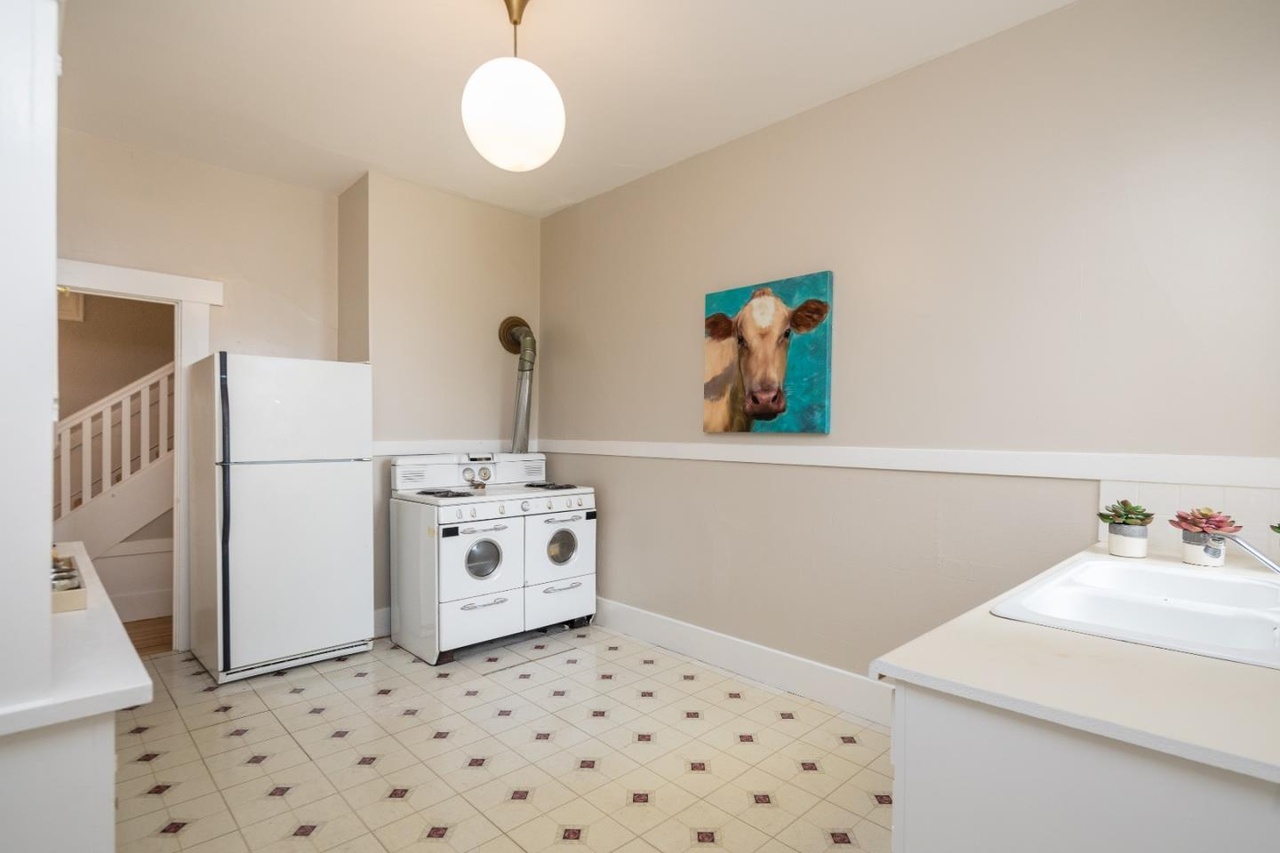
top-left (124, 615), bottom-right (172, 657)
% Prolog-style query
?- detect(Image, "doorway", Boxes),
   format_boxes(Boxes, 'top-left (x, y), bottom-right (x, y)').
top-left (55, 291), bottom-right (176, 644)
top-left (56, 258), bottom-right (223, 653)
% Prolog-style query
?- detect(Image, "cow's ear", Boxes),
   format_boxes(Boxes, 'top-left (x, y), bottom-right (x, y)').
top-left (705, 313), bottom-right (734, 340)
top-left (790, 300), bottom-right (830, 333)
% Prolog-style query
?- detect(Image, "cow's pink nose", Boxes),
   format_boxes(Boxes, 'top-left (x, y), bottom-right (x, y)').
top-left (749, 387), bottom-right (782, 408)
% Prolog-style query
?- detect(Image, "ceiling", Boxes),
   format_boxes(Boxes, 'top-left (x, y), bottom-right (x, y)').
top-left (59, 0), bottom-right (1075, 217)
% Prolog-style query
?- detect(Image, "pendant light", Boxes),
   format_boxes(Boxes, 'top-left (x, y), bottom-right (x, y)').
top-left (461, 0), bottom-right (565, 172)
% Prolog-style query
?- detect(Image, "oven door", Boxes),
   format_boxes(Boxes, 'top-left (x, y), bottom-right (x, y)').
top-left (525, 510), bottom-right (596, 585)
top-left (438, 516), bottom-right (525, 602)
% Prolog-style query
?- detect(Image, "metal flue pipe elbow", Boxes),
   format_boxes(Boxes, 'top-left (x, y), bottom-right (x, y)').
top-left (499, 316), bottom-right (536, 454)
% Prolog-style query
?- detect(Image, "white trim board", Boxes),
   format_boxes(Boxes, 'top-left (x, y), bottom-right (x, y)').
top-left (57, 259), bottom-right (223, 306)
top-left (594, 597), bottom-right (893, 726)
top-left (538, 440), bottom-right (1280, 489)
top-left (373, 439), bottom-right (527, 457)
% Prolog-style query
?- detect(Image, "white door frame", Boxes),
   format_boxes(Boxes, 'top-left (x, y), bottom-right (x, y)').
top-left (57, 259), bottom-right (223, 651)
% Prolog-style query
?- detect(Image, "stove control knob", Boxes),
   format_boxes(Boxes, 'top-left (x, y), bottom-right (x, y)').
top-left (521, 501), bottom-right (530, 511)
top-left (576, 498), bottom-right (583, 507)
top-left (478, 467), bottom-right (492, 481)
top-left (565, 498), bottom-right (573, 509)
top-left (498, 505), bottom-right (506, 515)
top-left (455, 509), bottom-right (463, 520)
top-left (462, 467), bottom-right (475, 482)
top-left (546, 500), bottom-right (553, 510)
top-left (469, 507), bottom-right (477, 518)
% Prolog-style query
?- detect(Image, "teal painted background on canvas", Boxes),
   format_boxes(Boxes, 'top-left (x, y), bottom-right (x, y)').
top-left (704, 271), bottom-right (833, 433)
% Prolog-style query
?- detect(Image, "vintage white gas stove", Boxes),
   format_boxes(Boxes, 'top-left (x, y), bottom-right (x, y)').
top-left (389, 452), bottom-right (597, 664)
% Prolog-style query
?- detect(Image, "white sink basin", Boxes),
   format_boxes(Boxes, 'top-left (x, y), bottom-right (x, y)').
top-left (992, 556), bottom-right (1280, 669)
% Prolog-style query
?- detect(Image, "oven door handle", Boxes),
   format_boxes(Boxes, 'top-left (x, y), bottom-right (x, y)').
top-left (460, 523), bottom-right (509, 535)
top-left (460, 597), bottom-right (509, 611)
top-left (543, 515), bottom-right (584, 525)
top-left (542, 582), bottom-right (583, 594)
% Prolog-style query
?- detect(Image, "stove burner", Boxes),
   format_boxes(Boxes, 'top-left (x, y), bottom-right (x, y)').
top-left (417, 490), bottom-right (473, 498)
top-left (526, 483), bottom-right (578, 490)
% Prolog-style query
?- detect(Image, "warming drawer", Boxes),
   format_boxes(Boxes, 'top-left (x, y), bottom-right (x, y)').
top-left (439, 588), bottom-right (525, 651)
top-left (525, 574), bottom-right (596, 630)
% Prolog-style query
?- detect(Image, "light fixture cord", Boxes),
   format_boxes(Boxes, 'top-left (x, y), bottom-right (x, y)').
top-left (513, 22), bottom-right (518, 57)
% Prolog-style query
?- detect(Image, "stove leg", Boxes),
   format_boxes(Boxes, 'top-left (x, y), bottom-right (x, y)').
top-left (568, 616), bottom-right (592, 630)
top-left (425, 650), bottom-right (454, 666)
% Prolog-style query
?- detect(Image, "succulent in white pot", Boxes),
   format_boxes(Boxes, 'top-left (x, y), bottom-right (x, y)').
top-left (1097, 499), bottom-right (1154, 558)
top-left (1169, 508), bottom-right (1243, 567)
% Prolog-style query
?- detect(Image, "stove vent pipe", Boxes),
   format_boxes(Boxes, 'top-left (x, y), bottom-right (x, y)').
top-left (499, 316), bottom-right (536, 453)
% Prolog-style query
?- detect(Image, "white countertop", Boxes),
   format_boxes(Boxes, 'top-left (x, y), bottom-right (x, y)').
top-left (0, 541), bottom-right (153, 737)
top-left (870, 544), bottom-right (1280, 784)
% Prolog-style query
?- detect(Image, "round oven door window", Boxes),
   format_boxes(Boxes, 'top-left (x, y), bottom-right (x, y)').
top-left (547, 529), bottom-right (578, 566)
top-left (465, 540), bottom-right (502, 579)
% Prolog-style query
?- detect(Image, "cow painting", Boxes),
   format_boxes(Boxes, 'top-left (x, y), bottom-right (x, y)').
top-left (703, 272), bottom-right (832, 433)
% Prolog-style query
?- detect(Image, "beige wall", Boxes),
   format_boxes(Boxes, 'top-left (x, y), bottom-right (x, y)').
top-left (365, 171), bottom-right (541, 442)
top-left (551, 454), bottom-right (1096, 674)
top-left (539, 0), bottom-right (1280, 671)
top-left (340, 172), bottom-right (541, 610)
top-left (58, 294), bottom-right (173, 417)
top-left (58, 129), bottom-right (339, 360)
top-left (337, 175), bottom-right (370, 363)
top-left (541, 0), bottom-right (1280, 455)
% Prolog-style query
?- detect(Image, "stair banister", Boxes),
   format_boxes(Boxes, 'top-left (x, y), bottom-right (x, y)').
top-left (54, 361), bottom-right (175, 520)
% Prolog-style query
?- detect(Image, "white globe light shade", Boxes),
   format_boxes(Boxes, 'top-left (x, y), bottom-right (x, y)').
top-left (461, 56), bottom-right (565, 172)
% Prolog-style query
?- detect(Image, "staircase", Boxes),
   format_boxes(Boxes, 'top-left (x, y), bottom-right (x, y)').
top-left (53, 362), bottom-right (176, 559)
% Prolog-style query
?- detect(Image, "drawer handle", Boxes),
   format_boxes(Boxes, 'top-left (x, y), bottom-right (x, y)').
top-left (543, 515), bottom-right (584, 525)
top-left (461, 523), bottom-right (509, 534)
top-left (542, 582), bottom-right (583, 594)
top-left (461, 597), bottom-right (509, 611)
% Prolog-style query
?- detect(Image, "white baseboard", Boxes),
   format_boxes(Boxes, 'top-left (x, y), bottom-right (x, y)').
top-left (594, 597), bottom-right (893, 726)
top-left (374, 607), bottom-right (391, 639)
top-left (113, 589), bottom-right (174, 624)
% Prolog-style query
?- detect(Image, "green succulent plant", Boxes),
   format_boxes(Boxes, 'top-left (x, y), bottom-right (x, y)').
top-left (1272, 522), bottom-right (1280, 535)
top-left (1098, 499), bottom-right (1155, 526)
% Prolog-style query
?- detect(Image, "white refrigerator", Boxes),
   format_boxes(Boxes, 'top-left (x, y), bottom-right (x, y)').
top-left (190, 352), bottom-right (374, 682)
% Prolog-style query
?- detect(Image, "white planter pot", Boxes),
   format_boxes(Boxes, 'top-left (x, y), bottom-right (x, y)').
top-left (1181, 531), bottom-right (1226, 567)
top-left (1107, 524), bottom-right (1148, 558)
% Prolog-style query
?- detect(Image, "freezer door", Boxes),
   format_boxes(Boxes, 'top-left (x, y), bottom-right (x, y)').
top-left (222, 353), bottom-right (371, 463)
top-left (223, 460), bottom-right (373, 671)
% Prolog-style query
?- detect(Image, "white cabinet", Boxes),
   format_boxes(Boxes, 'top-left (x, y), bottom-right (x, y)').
top-left (887, 682), bottom-right (1280, 853)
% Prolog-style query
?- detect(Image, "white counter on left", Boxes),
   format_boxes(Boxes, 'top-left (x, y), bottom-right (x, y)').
top-left (0, 541), bottom-right (152, 737)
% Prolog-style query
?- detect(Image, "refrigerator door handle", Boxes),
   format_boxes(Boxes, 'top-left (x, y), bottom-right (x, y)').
top-left (219, 351), bottom-right (232, 671)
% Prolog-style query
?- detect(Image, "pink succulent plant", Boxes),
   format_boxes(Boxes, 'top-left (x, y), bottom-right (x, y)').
top-left (1169, 508), bottom-right (1243, 535)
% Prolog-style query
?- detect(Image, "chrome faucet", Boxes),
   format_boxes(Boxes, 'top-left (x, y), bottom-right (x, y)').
top-left (1213, 533), bottom-right (1280, 575)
